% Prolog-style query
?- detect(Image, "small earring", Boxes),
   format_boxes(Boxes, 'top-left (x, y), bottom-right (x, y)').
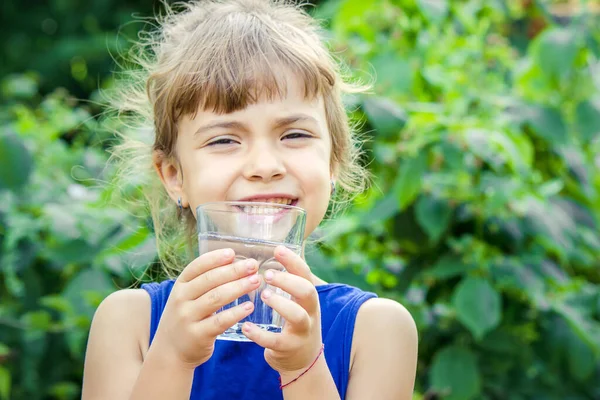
top-left (330, 180), bottom-right (336, 195)
top-left (177, 197), bottom-right (183, 211)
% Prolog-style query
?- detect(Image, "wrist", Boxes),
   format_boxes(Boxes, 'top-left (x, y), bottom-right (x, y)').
top-left (278, 355), bottom-right (326, 381)
top-left (278, 343), bottom-right (325, 389)
top-left (147, 341), bottom-right (199, 373)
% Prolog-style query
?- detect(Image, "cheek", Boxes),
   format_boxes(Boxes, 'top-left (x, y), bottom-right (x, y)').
top-left (298, 164), bottom-right (331, 237)
top-left (182, 155), bottom-right (236, 205)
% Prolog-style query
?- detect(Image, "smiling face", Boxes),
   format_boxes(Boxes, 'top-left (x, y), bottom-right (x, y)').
top-left (154, 73), bottom-right (333, 239)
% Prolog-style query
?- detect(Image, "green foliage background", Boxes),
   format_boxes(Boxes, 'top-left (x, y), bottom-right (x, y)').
top-left (1, 0), bottom-right (600, 399)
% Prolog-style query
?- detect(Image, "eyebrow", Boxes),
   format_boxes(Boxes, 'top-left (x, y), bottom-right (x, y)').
top-left (193, 113), bottom-right (319, 138)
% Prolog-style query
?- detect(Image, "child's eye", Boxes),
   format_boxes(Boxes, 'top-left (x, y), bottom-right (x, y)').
top-left (282, 131), bottom-right (312, 140)
top-left (207, 138), bottom-right (237, 146)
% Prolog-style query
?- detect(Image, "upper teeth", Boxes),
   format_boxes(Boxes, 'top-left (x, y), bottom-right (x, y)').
top-left (252, 198), bottom-right (293, 205)
top-left (241, 198), bottom-right (293, 215)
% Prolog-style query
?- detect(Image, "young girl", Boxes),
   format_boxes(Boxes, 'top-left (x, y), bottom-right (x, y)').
top-left (82, 0), bottom-right (418, 399)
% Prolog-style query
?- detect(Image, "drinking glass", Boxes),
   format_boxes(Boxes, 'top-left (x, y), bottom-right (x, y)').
top-left (196, 201), bottom-right (306, 341)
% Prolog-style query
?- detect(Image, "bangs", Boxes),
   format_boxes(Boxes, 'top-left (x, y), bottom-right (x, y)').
top-left (160, 12), bottom-right (337, 120)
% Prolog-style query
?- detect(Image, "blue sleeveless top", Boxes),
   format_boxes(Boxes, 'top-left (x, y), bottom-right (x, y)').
top-left (141, 280), bottom-right (377, 399)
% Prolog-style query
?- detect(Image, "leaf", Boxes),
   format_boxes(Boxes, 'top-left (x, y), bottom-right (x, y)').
top-left (394, 152), bottom-right (428, 211)
top-left (417, 0), bottom-right (449, 24)
top-left (535, 27), bottom-right (579, 78)
top-left (430, 346), bottom-right (481, 400)
top-left (415, 195), bottom-right (452, 242)
top-left (304, 247), bottom-right (339, 284)
top-left (523, 105), bottom-right (568, 145)
top-left (1, 74), bottom-right (38, 99)
top-left (334, 0), bottom-right (377, 40)
top-left (362, 192), bottom-right (400, 225)
top-left (462, 129), bottom-right (528, 173)
top-left (567, 325), bottom-right (597, 382)
top-left (362, 96), bottom-right (408, 139)
top-left (557, 147), bottom-right (593, 194)
top-left (426, 255), bottom-right (474, 280)
top-left (0, 366), bottom-right (10, 400)
top-left (0, 132), bottom-right (33, 192)
top-left (575, 98), bottom-right (600, 142)
top-left (452, 277), bottom-right (502, 339)
top-left (21, 310), bottom-right (53, 331)
top-left (0, 343), bottom-right (9, 357)
top-left (370, 53), bottom-right (413, 94)
top-left (62, 269), bottom-right (114, 319)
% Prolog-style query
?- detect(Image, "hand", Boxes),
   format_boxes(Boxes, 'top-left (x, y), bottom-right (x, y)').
top-left (241, 246), bottom-right (323, 375)
top-left (151, 248), bottom-right (261, 369)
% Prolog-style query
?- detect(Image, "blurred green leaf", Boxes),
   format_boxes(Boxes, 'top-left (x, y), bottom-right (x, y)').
top-left (48, 381), bottom-right (79, 399)
top-left (370, 53), bottom-right (413, 94)
top-left (62, 269), bottom-right (113, 319)
top-left (0, 344), bottom-right (9, 357)
top-left (523, 105), bottom-right (568, 145)
top-left (575, 98), bottom-right (600, 142)
top-left (334, 0), bottom-right (376, 40)
top-left (362, 192), bottom-right (400, 224)
top-left (0, 132), bottom-right (33, 192)
top-left (417, 0), bottom-right (449, 24)
top-left (567, 326), bottom-right (597, 382)
top-left (395, 152), bottom-right (428, 211)
top-left (1, 74), bottom-right (38, 99)
top-left (0, 366), bottom-right (10, 400)
top-left (462, 129), bottom-right (528, 173)
top-left (415, 195), bottom-right (452, 243)
top-left (430, 346), bottom-right (481, 400)
top-left (534, 27), bottom-right (579, 78)
top-left (425, 255), bottom-right (475, 280)
top-left (452, 277), bottom-right (502, 339)
top-left (21, 310), bottom-right (52, 331)
top-left (363, 97), bottom-right (408, 139)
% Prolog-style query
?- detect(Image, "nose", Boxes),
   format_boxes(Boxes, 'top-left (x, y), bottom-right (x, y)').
top-left (242, 140), bottom-right (286, 182)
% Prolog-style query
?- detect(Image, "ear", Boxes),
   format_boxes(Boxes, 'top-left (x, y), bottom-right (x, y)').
top-left (153, 150), bottom-right (187, 207)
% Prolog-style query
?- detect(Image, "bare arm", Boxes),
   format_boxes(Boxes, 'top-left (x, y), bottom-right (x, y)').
top-left (82, 249), bottom-right (261, 399)
top-left (81, 289), bottom-right (194, 400)
top-left (346, 298), bottom-right (418, 400)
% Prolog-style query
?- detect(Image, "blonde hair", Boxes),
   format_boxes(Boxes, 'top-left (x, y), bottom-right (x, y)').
top-left (107, 0), bottom-right (370, 277)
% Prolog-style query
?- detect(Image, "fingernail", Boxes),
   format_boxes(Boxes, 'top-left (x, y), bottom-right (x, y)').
top-left (223, 248), bottom-right (234, 259)
top-left (248, 274), bottom-right (259, 284)
top-left (243, 322), bottom-right (252, 333)
top-left (265, 270), bottom-right (274, 281)
top-left (263, 289), bottom-right (272, 299)
top-left (276, 246), bottom-right (287, 257)
top-left (245, 259), bottom-right (256, 273)
top-left (243, 302), bottom-right (253, 311)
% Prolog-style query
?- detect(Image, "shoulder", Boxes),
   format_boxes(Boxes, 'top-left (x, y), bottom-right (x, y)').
top-left (355, 297), bottom-right (417, 336)
top-left (94, 288), bottom-right (151, 322)
top-left (353, 298), bottom-right (418, 357)
top-left (346, 298), bottom-right (418, 399)
top-left (90, 289), bottom-right (151, 356)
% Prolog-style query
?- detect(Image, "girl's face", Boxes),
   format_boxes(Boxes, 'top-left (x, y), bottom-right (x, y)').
top-left (157, 75), bottom-right (333, 239)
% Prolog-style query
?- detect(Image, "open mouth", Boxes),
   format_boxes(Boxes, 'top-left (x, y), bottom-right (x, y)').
top-left (233, 198), bottom-right (299, 215)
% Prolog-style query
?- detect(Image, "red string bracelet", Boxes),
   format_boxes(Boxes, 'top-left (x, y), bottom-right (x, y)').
top-left (278, 343), bottom-right (325, 390)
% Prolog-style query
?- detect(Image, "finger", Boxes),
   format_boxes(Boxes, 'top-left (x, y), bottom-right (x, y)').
top-left (264, 269), bottom-right (319, 315)
top-left (197, 301), bottom-right (254, 338)
top-left (261, 288), bottom-right (310, 330)
top-left (242, 322), bottom-right (290, 351)
top-left (178, 248), bottom-right (235, 283)
top-left (187, 258), bottom-right (258, 299)
top-left (274, 246), bottom-right (312, 282)
top-left (194, 273), bottom-right (262, 318)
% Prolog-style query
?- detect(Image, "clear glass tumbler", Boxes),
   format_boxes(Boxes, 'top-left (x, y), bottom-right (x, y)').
top-left (196, 201), bottom-right (306, 341)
